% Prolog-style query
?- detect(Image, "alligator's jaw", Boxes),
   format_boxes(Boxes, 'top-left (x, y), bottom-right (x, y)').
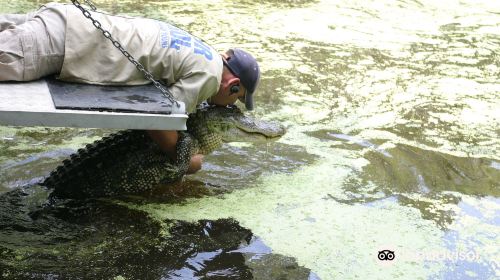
top-left (220, 118), bottom-right (285, 143)
top-left (233, 117), bottom-right (286, 138)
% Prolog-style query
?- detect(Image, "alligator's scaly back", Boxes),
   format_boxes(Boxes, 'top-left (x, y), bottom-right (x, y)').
top-left (44, 131), bottom-right (179, 198)
top-left (44, 106), bottom-right (285, 199)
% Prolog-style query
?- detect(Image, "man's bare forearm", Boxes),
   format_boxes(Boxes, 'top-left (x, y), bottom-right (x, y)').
top-left (147, 130), bottom-right (178, 159)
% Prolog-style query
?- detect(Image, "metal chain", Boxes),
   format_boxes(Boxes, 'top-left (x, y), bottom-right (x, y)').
top-left (70, 0), bottom-right (180, 108)
top-left (82, 0), bottom-right (96, 11)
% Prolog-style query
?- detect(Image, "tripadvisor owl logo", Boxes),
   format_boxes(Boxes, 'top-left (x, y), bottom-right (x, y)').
top-left (378, 250), bottom-right (395, 261)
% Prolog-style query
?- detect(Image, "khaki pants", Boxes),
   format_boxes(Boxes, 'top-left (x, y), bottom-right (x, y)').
top-left (0, 4), bottom-right (66, 81)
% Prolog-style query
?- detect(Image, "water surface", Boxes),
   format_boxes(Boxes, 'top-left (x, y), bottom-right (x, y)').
top-left (0, 0), bottom-right (499, 279)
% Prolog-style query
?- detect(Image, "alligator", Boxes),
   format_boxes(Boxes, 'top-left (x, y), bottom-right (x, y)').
top-left (42, 105), bottom-right (285, 199)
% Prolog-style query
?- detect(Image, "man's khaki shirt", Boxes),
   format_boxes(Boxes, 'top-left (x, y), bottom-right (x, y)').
top-left (59, 6), bottom-right (223, 113)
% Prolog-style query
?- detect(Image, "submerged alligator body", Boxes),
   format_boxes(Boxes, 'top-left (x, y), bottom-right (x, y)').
top-left (43, 105), bottom-right (285, 199)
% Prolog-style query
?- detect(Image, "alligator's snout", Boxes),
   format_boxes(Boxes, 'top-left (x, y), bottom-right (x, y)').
top-left (229, 116), bottom-right (286, 140)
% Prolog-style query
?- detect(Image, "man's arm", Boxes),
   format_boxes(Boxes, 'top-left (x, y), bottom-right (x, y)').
top-left (147, 130), bottom-right (203, 174)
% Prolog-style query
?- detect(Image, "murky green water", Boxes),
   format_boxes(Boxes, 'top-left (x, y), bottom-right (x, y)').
top-left (1, 0), bottom-right (499, 279)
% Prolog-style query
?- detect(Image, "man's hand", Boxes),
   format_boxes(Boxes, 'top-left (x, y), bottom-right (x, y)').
top-left (187, 154), bottom-right (204, 174)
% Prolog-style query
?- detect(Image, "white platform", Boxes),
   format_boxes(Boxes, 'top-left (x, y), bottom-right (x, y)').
top-left (0, 80), bottom-right (188, 130)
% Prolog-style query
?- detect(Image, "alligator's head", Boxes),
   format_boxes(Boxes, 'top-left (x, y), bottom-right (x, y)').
top-left (186, 105), bottom-right (286, 155)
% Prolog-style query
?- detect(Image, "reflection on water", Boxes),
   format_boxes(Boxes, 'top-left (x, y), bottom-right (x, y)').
top-left (191, 142), bottom-right (316, 190)
top-left (361, 143), bottom-right (499, 197)
top-left (1, 0), bottom-right (499, 279)
top-left (0, 186), bottom-right (315, 279)
top-left (309, 129), bottom-right (499, 231)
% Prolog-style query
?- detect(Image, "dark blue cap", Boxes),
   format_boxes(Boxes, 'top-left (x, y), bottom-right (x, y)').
top-left (224, 49), bottom-right (260, 110)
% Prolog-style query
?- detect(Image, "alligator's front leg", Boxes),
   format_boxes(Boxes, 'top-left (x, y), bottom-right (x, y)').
top-left (158, 131), bottom-right (196, 184)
